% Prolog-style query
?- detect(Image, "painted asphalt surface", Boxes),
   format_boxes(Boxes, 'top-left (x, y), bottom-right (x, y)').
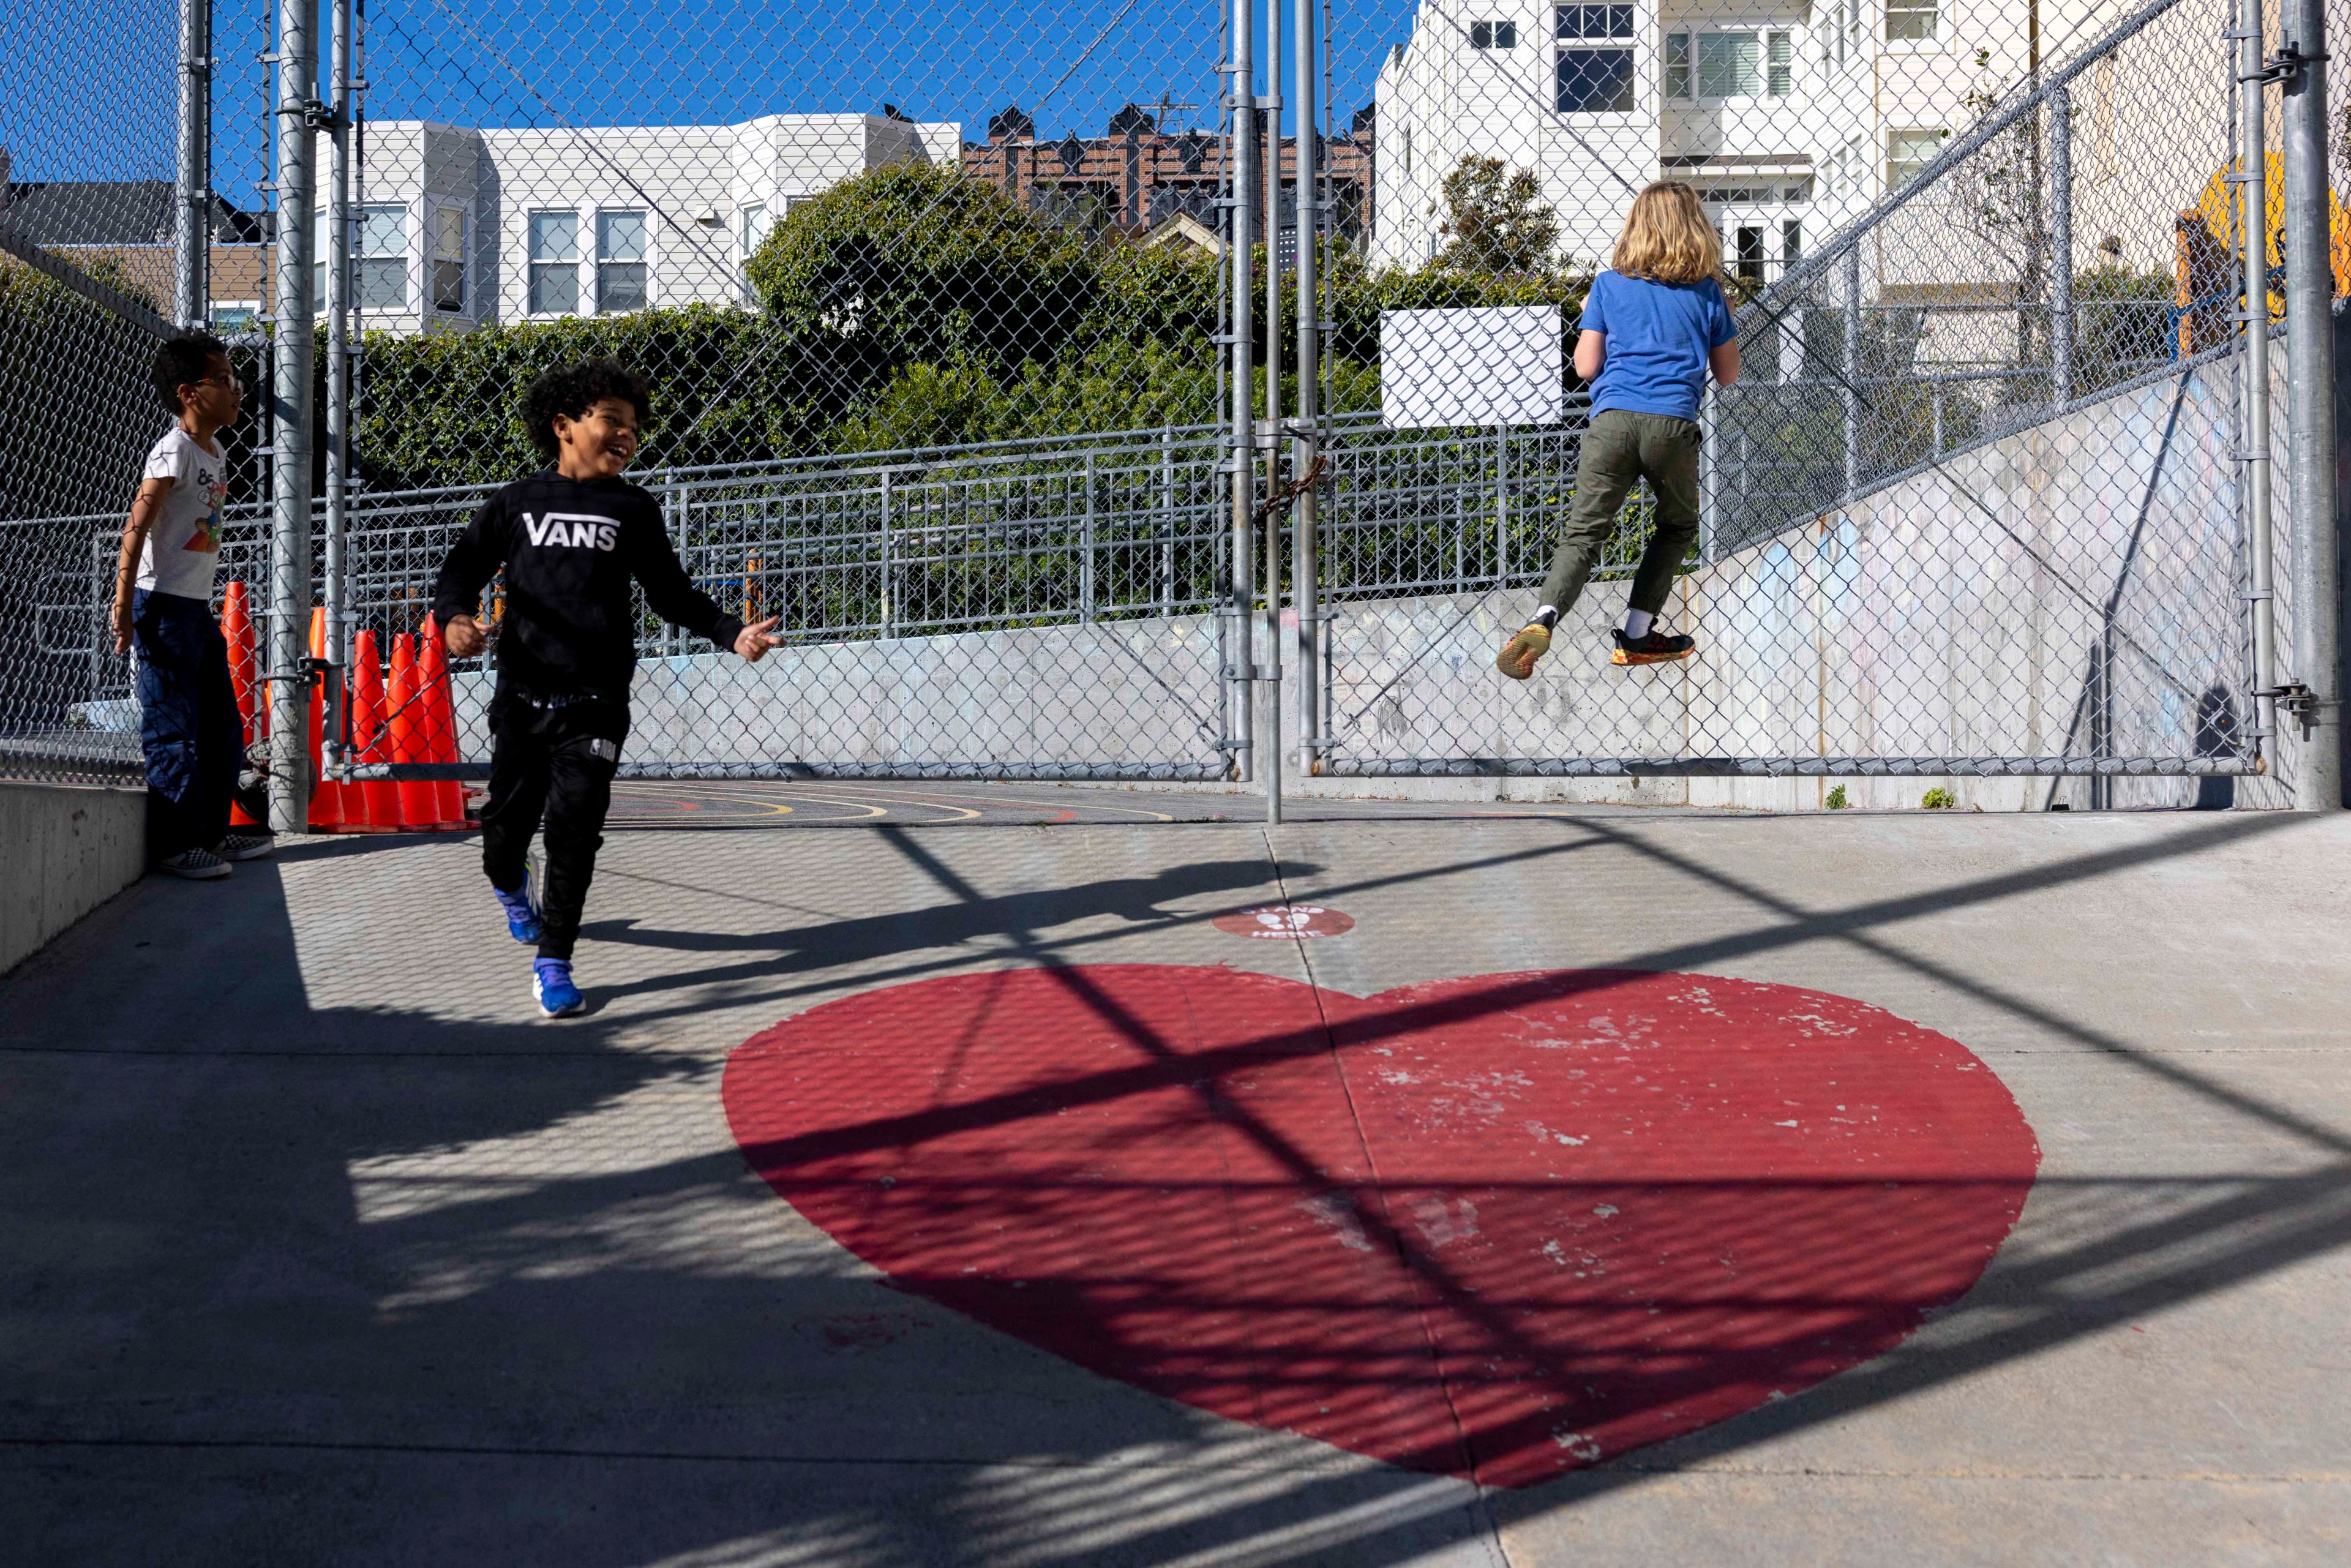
top-left (602, 780), bottom-right (1635, 830)
top-left (3, 801), bottom-right (2349, 1565)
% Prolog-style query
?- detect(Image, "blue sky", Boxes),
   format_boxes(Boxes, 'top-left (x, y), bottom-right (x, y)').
top-left (4, 0), bottom-right (1419, 211)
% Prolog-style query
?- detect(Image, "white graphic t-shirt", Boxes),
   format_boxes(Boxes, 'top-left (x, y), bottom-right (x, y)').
top-left (137, 427), bottom-right (228, 599)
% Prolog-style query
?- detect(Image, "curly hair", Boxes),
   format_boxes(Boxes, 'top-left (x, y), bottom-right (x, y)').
top-left (151, 331), bottom-right (230, 414)
top-left (522, 359), bottom-right (652, 459)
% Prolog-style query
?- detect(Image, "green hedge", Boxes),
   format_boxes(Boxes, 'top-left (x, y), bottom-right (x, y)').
top-left (337, 162), bottom-right (1593, 486)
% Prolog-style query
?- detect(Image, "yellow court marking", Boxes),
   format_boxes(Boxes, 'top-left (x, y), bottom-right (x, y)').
top-left (870, 783), bottom-right (1177, 822)
top-left (612, 783), bottom-right (798, 820)
top-left (736, 787), bottom-right (892, 820)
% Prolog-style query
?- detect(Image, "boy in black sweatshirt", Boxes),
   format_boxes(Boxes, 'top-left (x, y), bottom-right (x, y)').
top-left (430, 359), bottom-right (781, 1016)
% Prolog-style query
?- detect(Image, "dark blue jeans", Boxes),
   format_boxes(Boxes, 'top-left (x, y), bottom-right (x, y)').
top-left (133, 588), bottom-right (241, 859)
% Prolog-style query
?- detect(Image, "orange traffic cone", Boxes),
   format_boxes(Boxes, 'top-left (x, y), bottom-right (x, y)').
top-left (222, 580), bottom-right (258, 740)
top-left (304, 610), bottom-right (348, 830)
top-left (351, 630), bottom-right (402, 831)
top-left (221, 581), bottom-right (265, 828)
top-left (388, 634), bottom-right (438, 830)
top-left (417, 615), bottom-right (468, 828)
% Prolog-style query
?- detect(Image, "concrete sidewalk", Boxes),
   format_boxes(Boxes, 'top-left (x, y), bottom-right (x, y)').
top-left (2, 806), bottom-right (2347, 1566)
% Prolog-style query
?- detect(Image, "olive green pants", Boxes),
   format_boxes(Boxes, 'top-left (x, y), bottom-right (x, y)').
top-left (1537, 408), bottom-right (1701, 619)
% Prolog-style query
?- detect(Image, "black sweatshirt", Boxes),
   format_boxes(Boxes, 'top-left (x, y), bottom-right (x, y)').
top-left (429, 470), bottom-right (744, 703)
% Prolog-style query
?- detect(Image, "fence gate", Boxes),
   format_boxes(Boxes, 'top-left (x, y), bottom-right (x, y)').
top-left (317, 0), bottom-right (1242, 784)
top-left (1272, 0), bottom-right (2342, 808)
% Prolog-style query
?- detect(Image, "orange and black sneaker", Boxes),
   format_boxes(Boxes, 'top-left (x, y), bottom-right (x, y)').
top-left (1496, 621), bottom-right (1552, 680)
top-left (1611, 627), bottom-right (1696, 666)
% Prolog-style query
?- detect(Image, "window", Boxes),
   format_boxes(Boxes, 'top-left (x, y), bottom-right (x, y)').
top-left (211, 304), bottom-right (260, 335)
top-left (596, 210), bottom-right (648, 313)
top-left (1782, 217), bottom-right (1803, 260)
top-left (1031, 182), bottom-right (1114, 233)
top-left (1828, 0), bottom-right (1864, 69)
top-left (1702, 32), bottom-right (1760, 96)
top-left (358, 205), bottom-right (406, 310)
top-left (1886, 0), bottom-right (1938, 42)
top-left (738, 203), bottom-right (768, 261)
top-left (528, 211), bottom-right (579, 315)
top-left (1823, 136), bottom-right (1869, 202)
top-left (1886, 128), bottom-right (1945, 191)
top-left (1471, 20), bottom-right (1517, 48)
top-left (1556, 5), bottom-right (1635, 114)
top-left (432, 207), bottom-right (467, 313)
top-left (1147, 182), bottom-right (1218, 226)
top-left (1665, 31), bottom-right (1793, 99)
top-left (314, 204), bottom-right (407, 310)
top-left (1734, 225), bottom-right (1764, 281)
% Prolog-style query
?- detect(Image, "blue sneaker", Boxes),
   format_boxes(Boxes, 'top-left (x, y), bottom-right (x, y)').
top-left (533, 958), bottom-right (585, 1018)
top-left (494, 882), bottom-right (542, 944)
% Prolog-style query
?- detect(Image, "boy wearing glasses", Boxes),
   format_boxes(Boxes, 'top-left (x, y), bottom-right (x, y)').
top-left (112, 331), bottom-right (271, 879)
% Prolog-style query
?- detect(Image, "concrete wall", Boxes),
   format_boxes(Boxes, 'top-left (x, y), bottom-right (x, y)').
top-left (0, 782), bottom-right (144, 977)
top-left (1303, 348), bottom-right (2281, 812)
top-left (405, 350), bottom-right (2278, 813)
top-left (445, 610), bottom-right (1234, 779)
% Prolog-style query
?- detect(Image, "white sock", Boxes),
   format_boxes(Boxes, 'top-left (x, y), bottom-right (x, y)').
top-left (1621, 609), bottom-right (1654, 640)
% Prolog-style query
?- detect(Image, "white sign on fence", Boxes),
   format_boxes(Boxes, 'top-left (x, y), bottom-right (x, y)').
top-left (1379, 306), bottom-right (1564, 429)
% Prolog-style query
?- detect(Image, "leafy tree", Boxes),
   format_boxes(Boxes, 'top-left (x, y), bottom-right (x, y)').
top-left (746, 161), bottom-right (1095, 386)
top-left (1432, 156), bottom-right (1561, 274)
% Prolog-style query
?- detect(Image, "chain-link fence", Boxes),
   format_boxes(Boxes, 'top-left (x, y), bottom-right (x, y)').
top-left (1310, 0), bottom-right (2344, 804)
top-left (1, 2), bottom-right (184, 784)
top-left (2, 0), bottom-right (2344, 809)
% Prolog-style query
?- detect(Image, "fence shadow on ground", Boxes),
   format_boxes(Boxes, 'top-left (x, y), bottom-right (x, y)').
top-left (2, 812), bottom-right (2343, 1566)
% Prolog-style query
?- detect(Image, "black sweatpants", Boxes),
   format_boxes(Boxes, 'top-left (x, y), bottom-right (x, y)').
top-left (479, 689), bottom-right (624, 962)
top-left (133, 588), bottom-right (241, 860)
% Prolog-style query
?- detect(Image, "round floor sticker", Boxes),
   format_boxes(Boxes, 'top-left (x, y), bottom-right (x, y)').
top-left (1211, 904), bottom-right (1355, 939)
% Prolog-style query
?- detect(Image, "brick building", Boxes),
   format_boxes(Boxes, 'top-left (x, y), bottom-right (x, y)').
top-left (960, 103), bottom-right (1371, 255)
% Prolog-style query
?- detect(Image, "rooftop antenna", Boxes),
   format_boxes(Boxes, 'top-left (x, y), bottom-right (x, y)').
top-left (1147, 92), bottom-right (1201, 135)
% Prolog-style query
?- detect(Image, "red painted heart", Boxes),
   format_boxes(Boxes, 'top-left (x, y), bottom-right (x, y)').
top-left (723, 965), bottom-right (2039, 1486)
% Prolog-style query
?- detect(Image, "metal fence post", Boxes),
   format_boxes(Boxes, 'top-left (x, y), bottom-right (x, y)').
top-left (1259, 10), bottom-right (1284, 824)
top-left (322, 0), bottom-right (354, 778)
top-left (2282, 0), bottom-right (2343, 807)
top-left (1228, 0), bottom-right (1257, 787)
top-left (1842, 244), bottom-right (1862, 498)
top-left (1493, 424), bottom-right (1507, 582)
top-left (2240, 0), bottom-right (2282, 777)
top-left (1160, 426), bottom-right (1176, 616)
top-left (1081, 451), bottom-right (1097, 624)
top-left (174, 0), bottom-right (211, 329)
top-left (879, 468), bottom-right (894, 639)
top-left (268, 0), bottom-right (320, 835)
top-left (2050, 86), bottom-right (2074, 407)
top-left (1291, 0), bottom-right (1321, 776)
top-left (1698, 389), bottom-right (1717, 563)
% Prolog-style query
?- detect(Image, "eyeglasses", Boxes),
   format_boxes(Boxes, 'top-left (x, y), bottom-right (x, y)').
top-left (195, 370), bottom-right (243, 391)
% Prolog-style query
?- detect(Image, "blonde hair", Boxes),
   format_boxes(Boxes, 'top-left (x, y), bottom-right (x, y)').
top-left (1610, 182), bottom-right (1723, 285)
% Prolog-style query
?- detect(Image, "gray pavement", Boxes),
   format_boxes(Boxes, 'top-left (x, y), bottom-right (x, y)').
top-left (3, 793), bottom-right (2348, 1566)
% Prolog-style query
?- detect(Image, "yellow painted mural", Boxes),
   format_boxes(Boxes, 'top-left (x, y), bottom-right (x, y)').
top-left (2191, 152), bottom-right (2351, 317)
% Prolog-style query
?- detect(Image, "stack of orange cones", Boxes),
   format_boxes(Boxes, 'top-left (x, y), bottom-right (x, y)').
top-left (386, 633), bottom-right (441, 830)
top-left (221, 580), bottom-right (266, 830)
top-left (350, 631), bottom-right (404, 831)
top-left (416, 615), bottom-right (468, 827)
top-left (303, 610), bottom-right (353, 830)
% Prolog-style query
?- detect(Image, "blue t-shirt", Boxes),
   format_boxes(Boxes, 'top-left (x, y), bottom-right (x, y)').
top-left (1577, 270), bottom-right (1737, 422)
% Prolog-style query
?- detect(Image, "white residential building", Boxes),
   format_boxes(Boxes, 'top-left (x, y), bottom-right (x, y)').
top-left (316, 113), bottom-right (960, 334)
top-left (1372, 0), bottom-right (2201, 286)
